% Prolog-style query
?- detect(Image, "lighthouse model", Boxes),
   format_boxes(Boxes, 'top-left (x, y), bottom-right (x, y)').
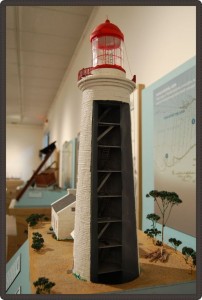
top-left (73, 19), bottom-right (139, 284)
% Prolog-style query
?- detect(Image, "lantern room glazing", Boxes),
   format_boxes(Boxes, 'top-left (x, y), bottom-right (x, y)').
top-left (90, 20), bottom-right (125, 72)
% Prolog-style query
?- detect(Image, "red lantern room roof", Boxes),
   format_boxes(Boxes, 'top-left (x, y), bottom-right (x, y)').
top-left (90, 19), bottom-right (124, 42)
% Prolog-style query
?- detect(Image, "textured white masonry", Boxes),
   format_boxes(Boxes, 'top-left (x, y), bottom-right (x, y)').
top-left (73, 68), bottom-right (135, 281)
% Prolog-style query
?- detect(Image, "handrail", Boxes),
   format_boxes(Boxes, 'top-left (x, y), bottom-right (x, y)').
top-left (78, 67), bottom-right (93, 81)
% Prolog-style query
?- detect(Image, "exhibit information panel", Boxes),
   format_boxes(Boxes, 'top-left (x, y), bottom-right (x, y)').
top-left (153, 62), bottom-right (196, 237)
top-left (142, 57), bottom-right (196, 246)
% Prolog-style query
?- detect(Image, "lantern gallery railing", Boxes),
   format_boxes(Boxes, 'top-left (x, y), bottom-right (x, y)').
top-left (78, 67), bottom-right (93, 81)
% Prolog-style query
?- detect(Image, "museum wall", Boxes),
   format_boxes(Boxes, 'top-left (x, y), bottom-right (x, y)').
top-left (6, 124), bottom-right (43, 182)
top-left (5, 7), bottom-right (195, 187)
top-left (45, 6), bottom-right (196, 186)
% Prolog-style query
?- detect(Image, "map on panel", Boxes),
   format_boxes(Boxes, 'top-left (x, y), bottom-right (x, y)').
top-left (153, 65), bottom-right (196, 237)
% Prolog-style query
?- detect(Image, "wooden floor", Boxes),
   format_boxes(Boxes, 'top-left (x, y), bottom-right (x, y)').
top-left (29, 222), bottom-right (196, 294)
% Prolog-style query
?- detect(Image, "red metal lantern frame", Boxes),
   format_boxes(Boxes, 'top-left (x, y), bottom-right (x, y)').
top-left (90, 19), bottom-right (125, 72)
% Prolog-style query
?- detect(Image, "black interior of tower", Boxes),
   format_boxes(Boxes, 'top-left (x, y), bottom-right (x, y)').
top-left (91, 100), bottom-right (139, 284)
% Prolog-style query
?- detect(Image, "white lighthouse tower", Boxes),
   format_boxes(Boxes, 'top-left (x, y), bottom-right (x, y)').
top-left (73, 19), bottom-right (139, 284)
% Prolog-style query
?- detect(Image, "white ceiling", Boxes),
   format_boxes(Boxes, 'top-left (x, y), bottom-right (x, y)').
top-left (6, 6), bottom-right (94, 126)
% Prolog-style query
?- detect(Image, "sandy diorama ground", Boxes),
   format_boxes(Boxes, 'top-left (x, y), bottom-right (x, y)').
top-left (28, 222), bottom-right (196, 294)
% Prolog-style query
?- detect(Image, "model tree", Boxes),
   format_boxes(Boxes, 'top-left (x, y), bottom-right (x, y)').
top-left (146, 190), bottom-right (182, 245)
top-left (168, 238), bottom-right (182, 252)
top-left (144, 213), bottom-right (161, 245)
top-left (26, 214), bottom-right (45, 227)
top-left (182, 246), bottom-right (196, 273)
top-left (31, 232), bottom-right (44, 251)
top-left (26, 214), bottom-right (38, 227)
top-left (33, 277), bottom-right (55, 294)
top-left (144, 190), bottom-right (182, 262)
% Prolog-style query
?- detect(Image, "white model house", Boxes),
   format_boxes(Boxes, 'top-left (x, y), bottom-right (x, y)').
top-left (51, 193), bottom-right (76, 240)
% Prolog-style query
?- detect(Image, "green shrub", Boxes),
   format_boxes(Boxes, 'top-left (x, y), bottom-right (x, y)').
top-left (31, 232), bottom-right (44, 251)
top-left (33, 277), bottom-right (55, 294)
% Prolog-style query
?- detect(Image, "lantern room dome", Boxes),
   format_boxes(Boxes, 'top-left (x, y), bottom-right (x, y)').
top-left (90, 19), bottom-right (124, 42)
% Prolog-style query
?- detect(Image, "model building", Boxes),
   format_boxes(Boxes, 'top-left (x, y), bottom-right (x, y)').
top-left (73, 19), bottom-right (139, 284)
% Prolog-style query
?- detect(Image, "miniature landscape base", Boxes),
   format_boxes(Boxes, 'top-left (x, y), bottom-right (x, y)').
top-left (29, 222), bottom-right (196, 294)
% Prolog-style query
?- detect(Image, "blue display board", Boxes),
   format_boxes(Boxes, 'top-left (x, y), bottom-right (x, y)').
top-left (6, 240), bottom-right (30, 294)
top-left (15, 187), bottom-right (67, 208)
top-left (142, 57), bottom-right (196, 250)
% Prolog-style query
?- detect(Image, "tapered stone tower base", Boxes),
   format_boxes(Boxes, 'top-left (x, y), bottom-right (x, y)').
top-left (73, 68), bottom-right (139, 283)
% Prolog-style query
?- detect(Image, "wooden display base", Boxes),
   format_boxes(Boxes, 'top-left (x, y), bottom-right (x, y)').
top-left (28, 223), bottom-right (196, 294)
top-left (35, 172), bottom-right (56, 187)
